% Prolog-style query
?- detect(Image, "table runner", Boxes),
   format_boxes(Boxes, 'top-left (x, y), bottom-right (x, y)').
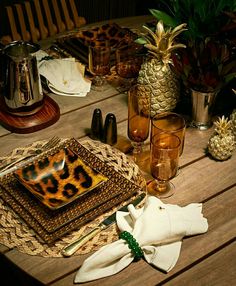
top-left (0, 139), bottom-right (145, 257)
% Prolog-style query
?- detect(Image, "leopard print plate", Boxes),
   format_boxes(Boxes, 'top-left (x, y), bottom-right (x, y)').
top-left (54, 23), bottom-right (142, 65)
top-left (58, 22), bottom-right (137, 48)
top-left (14, 147), bottom-right (108, 210)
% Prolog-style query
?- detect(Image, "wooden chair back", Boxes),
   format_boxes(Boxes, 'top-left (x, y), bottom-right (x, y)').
top-left (0, 0), bottom-right (86, 44)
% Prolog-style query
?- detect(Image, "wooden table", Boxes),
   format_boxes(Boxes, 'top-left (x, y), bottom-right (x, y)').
top-left (0, 15), bottom-right (235, 286)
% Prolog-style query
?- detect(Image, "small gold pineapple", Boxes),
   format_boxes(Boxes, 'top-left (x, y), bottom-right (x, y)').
top-left (137, 21), bottom-right (187, 117)
top-left (208, 116), bottom-right (236, 161)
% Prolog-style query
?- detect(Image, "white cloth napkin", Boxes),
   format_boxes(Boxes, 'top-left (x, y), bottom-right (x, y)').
top-left (35, 50), bottom-right (91, 97)
top-left (75, 196), bottom-right (208, 283)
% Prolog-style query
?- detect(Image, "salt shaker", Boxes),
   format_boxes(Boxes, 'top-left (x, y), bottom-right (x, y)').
top-left (103, 113), bottom-right (117, 145)
top-left (90, 108), bottom-right (103, 140)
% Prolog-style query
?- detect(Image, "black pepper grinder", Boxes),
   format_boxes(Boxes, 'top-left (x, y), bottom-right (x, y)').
top-left (103, 113), bottom-right (117, 145)
top-left (90, 108), bottom-right (103, 140)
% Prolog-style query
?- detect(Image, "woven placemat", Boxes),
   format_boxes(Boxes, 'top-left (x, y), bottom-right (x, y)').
top-left (0, 138), bottom-right (146, 257)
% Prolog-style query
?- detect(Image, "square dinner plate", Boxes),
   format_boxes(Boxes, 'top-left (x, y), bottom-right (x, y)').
top-left (14, 147), bottom-right (108, 210)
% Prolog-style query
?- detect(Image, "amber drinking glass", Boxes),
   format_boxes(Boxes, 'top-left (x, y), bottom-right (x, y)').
top-left (151, 112), bottom-right (186, 156)
top-left (128, 84), bottom-right (150, 156)
top-left (116, 44), bottom-right (143, 89)
top-left (148, 133), bottom-right (180, 198)
top-left (88, 42), bottom-right (111, 91)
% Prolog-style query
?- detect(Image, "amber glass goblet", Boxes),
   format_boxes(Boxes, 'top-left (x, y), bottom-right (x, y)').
top-left (88, 42), bottom-right (111, 91)
top-left (148, 133), bottom-right (180, 198)
top-left (128, 84), bottom-right (150, 157)
top-left (151, 112), bottom-right (186, 156)
top-left (116, 44), bottom-right (143, 89)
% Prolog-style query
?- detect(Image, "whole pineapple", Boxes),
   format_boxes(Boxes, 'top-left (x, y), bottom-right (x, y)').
top-left (208, 116), bottom-right (236, 161)
top-left (230, 109), bottom-right (236, 139)
top-left (137, 20), bottom-right (187, 117)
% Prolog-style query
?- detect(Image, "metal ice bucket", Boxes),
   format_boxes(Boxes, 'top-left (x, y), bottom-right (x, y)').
top-left (191, 89), bottom-right (217, 130)
top-left (2, 41), bottom-right (43, 116)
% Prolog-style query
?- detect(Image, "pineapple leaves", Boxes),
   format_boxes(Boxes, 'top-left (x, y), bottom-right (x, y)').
top-left (156, 21), bottom-right (165, 38)
top-left (136, 20), bottom-right (186, 65)
top-left (169, 23), bottom-right (188, 43)
top-left (145, 44), bottom-right (160, 54)
top-left (142, 25), bottom-right (160, 47)
top-left (149, 9), bottom-right (178, 28)
top-left (167, 44), bottom-right (187, 54)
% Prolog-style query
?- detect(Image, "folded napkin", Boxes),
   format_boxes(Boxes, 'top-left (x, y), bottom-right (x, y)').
top-left (75, 196), bottom-right (208, 283)
top-left (36, 50), bottom-right (91, 97)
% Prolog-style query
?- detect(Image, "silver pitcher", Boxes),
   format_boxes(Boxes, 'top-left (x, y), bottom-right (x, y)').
top-left (2, 41), bottom-right (44, 116)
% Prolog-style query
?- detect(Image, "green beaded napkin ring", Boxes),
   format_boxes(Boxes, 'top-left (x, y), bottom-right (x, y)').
top-left (119, 231), bottom-right (144, 261)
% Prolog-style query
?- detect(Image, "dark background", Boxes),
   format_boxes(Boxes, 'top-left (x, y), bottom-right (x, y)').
top-left (0, 0), bottom-right (163, 37)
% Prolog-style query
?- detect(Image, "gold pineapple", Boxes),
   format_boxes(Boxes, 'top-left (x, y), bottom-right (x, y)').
top-left (137, 20), bottom-right (187, 117)
top-left (208, 116), bottom-right (235, 161)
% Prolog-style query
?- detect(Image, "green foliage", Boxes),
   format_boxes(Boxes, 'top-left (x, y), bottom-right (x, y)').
top-left (172, 39), bottom-right (236, 92)
top-left (149, 9), bottom-right (178, 27)
top-left (150, 0), bottom-right (236, 42)
top-left (146, 0), bottom-right (236, 92)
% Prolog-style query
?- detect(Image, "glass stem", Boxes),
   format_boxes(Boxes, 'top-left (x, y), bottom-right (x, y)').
top-left (93, 75), bottom-right (105, 87)
top-left (132, 142), bottom-right (143, 154)
top-left (157, 180), bottom-right (169, 193)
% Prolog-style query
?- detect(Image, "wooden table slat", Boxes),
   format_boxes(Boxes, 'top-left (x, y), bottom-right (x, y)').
top-left (5, 186), bottom-right (236, 285)
top-left (43, 187), bottom-right (236, 286)
top-left (166, 241), bottom-right (236, 286)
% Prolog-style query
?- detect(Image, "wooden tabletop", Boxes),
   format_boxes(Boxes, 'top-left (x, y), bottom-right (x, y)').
top-left (0, 15), bottom-right (236, 286)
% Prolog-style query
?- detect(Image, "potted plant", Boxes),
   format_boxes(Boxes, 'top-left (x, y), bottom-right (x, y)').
top-left (147, 0), bottom-right (236, 129)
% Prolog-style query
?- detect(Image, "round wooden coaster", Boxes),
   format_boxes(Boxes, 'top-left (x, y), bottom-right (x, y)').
top-left (0, 95), bottom-right (60, 133)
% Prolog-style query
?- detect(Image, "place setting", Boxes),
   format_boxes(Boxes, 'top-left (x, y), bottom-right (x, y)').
top-left (54, 22), bottom-right (138, 66)
top-left (45, 22), bottom-right (146, 93)
top-left (0, 136), bottom-right (146, 257)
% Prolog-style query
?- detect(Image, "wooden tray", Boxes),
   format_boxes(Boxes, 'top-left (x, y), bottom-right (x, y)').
top-left (0, 95), bottom-right (60, 134)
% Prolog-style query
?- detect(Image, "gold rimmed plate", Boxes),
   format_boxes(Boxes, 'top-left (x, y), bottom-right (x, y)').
top-left (14, 147), bottom-right (108, 210)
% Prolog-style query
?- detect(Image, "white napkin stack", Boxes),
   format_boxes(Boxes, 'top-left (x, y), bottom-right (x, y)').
top-left (75, 196), bottom-right (208, 283)
top-left (35, 50), bottom-right (91, 97)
